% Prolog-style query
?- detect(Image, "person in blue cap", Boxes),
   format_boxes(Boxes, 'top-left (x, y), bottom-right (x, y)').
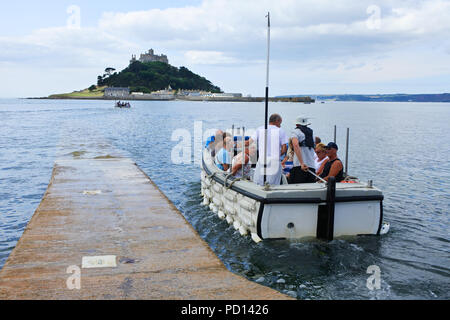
top-left (318, 142), bottom-right (344, 182)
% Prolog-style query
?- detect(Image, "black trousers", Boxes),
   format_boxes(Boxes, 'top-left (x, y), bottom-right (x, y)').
top-left (288, 167), bottom-right (316, 184)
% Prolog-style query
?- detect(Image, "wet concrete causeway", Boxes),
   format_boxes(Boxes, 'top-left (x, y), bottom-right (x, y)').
top-left (0, 157), bottom-right (288, 299)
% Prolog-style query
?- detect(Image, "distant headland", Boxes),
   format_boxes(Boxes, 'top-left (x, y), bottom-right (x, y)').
top-left (278, 93), bottom-right (450, 103)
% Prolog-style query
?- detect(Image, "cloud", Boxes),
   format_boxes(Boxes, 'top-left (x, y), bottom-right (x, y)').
top-left (0, 0), bottom-right (449, 97)
top-left (184, 50), bottom-right (239, 65)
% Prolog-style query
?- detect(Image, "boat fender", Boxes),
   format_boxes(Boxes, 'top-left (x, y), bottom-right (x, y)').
top-left (202, 197), bottom-right (210, 206)
top-left (203, 189), bottom-right (212, 199)
top-left (251, 233), bottom-right (263, 243)
top-left (218, 210), bottom-right (226, 219)
top-left (223, 192), bottom-right (236, 202)
top-left (226, 215), bottom-right (234, 225)
top-left (203, 178), bottom-right (212, 187)
top-left (233, 221), bottom-right (241, 230)
top-left (380, 222), bottom-right (390, 235)
top-left (212, 184), bottom-right (222, 193)
top-left (212, 197), bottom-right (222, 207)
top-left (209, 203), bottom-right (217, 213)
top-left (239, 226), bottom-right (248, 236)
top-left (224, 204), bottom-right (236, 215)
top-left (239, 200), bottom-right (256, 212)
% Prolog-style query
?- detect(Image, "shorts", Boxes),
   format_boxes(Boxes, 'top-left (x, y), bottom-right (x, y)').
top-left (288, 166), bottom-right (316, 184)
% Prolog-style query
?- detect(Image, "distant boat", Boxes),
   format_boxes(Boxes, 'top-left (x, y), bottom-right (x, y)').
top-left (115, 101), bottom-right (131, 108)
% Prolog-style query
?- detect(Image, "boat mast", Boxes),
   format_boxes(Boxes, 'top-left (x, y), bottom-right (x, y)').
top-left (264, 12), bottom-right (271, 185)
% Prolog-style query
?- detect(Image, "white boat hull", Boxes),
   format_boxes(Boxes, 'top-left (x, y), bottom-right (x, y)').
top-left (201, 149), bottom-right (385, 242)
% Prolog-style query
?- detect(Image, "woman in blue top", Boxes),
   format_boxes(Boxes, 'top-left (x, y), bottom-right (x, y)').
top-left (215, 136), bottom-right (233, 171)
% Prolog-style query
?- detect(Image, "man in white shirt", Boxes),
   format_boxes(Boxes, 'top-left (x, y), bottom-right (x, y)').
top-left (250, 114), bottom-right (288, 186)
top-left (289, 116), bottom-right (316, 184)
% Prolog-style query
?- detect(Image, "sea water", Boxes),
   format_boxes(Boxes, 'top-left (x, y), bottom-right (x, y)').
top-left (0, 98), bottom-right (449, 299)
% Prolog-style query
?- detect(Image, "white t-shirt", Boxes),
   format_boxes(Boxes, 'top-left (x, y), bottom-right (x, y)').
top-left (291, 127), bottom-right (316, 169)
top-left (251, 125), bottom-right (288, 185)
top-left (315, 156), bottom-right (329, 172)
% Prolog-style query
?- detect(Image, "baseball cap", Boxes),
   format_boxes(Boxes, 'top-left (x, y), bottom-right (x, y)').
top-left (325, 142), bottom-right (338, 150)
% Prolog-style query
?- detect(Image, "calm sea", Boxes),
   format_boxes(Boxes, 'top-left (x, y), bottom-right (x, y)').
top-left (0, 98), bottom-right (448, 299)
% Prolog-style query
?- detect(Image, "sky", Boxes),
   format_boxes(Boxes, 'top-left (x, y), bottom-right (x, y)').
top-left (0, 0), bottom-right (449, 97)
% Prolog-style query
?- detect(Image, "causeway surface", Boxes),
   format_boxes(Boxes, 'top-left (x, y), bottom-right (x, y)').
top-left (0, 157), bottom-right (288, 299)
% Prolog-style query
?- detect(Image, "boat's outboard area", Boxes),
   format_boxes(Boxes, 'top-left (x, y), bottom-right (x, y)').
top-left (201, 147), bottom-right (387, 243)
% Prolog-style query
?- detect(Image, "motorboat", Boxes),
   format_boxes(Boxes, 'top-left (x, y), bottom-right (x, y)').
top-left (115, 101), bottom-right (131, 108)
top-left (199, 13), bottom-right (389, 243)
top-left (201, 147), bottom-right (389, 243)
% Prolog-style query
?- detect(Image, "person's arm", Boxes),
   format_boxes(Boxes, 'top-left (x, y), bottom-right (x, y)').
top-left (232, 154), bottom-right (249, 175)
top-left (292, 137), bottom-right (308, 171)
top-left (222, 150), bottom-right (233, 172)
top-left (231, 163), bottom-right (241, 175)
top-left (280, 144), bottom-right (287, 157)
top-left (317, 159), bottom-right (328, 176)
top-left (323, 160), bottom-right (343, 181)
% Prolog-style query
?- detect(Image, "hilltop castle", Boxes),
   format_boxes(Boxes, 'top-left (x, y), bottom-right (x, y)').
top-left (130, 49), bottom-right (169, 65)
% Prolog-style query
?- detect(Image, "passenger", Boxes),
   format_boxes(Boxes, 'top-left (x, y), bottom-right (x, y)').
top-left (281, 138), bottom-right (294, 166)
top-left (210, 131), bottom-right (225, 157)
top-left (289, 116), bottom-right (316, 184)
top-left (281, 138), bottom-right (294, 178)
top-left (318, 142), bottom-right (345, 182)
top-left (249, 113), bottom-right (288, 186)
top-left (314, 143), bottom-right (329, 172)
top-left (315, 136), bottom-right (321, 145)
top-left (215, 136), bottom-right (233, 171)
top-left (206, 130), bottom-right (223, 152)
top-left (231, 144), bottom-right (255, 178)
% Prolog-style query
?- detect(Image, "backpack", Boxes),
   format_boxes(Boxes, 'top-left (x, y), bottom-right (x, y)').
top-left (296, 125), bottom-right (315, 149)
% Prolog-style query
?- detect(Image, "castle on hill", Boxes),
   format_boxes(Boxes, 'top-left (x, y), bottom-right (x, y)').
top-left (130, 49), bottom-right (169, 64)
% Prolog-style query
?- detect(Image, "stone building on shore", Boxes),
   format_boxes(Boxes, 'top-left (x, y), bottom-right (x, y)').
top-left (104, 87), bottom-right (130, 98)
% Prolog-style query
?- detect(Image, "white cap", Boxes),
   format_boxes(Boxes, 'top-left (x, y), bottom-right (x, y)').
top-left (295, 116), bottom-right (311, 126)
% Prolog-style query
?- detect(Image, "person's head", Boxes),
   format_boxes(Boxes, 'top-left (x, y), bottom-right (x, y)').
top-left (325, 142), bottom-right (338, 158)
top-left (269, 113), bottom-right (283, 127)
top-left (295, 115), bottom-right (311, 127)
top-left (248, 143), bottom-right (257, 159)
top-left (213, 132), bottom-right (224, 150)
top-left (315, 142), bottom-right (327, 160)
top-left (223, 136), bottom-right (233, 151)
top-left (315, 136), bottom-right (321, 144)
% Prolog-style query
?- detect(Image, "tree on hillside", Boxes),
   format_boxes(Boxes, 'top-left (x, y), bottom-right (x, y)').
top-left (105, 67), bottom-right (116, 76)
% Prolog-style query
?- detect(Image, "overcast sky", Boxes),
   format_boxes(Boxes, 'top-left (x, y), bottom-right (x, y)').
top-left (0, 0), bottom-right (449, 97)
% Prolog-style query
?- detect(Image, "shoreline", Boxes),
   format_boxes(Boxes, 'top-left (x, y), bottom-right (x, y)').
top-left (26, 96), bottom-right (316, 103)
